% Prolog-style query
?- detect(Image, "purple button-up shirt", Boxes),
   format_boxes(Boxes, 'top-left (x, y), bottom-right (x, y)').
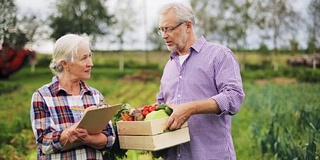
top-left (157, 36), bottom-right (245, 160)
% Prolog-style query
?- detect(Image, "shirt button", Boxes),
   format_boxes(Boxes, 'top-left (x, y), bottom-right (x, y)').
top-left (178, 154), bottom-right (180, 157)
top-left (177, 94), bottom-right (181, 98)
top-left (179, 75), bottom-right (182, 79)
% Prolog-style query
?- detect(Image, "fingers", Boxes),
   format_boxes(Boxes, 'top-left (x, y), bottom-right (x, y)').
top-left (86, 105), bottom-right (97, 110)
top-left (166, 116), bottom-right (187, 131)
top-left (66, 128), bottom-right (88, 143)
top-left (66, 129), bottom-right (77, 143)
top-left (165, 116), bottom-right (174, 130)
top-left (83, 105), bottom-right (97, 114)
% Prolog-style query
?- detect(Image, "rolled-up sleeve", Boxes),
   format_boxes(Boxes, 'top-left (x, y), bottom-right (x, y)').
top-left (212, 50), bottom-right (245, 116)
top-left (30, 92), bottom-right (63, 154)
top-left (101, 121), bottom-right (115, 148)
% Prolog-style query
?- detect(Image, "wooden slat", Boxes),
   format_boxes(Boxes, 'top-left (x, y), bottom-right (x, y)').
top-left (119, 127), bottom-right (190, 151)
top-left (117, 117), bottom-right (188, 136)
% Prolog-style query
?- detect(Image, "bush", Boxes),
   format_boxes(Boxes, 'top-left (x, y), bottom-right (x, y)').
top-left (244, 84), bottom-right (320, 160)
top-left (241, 65), bottom-right (320, 83)
top-left (0, 83), bottom-right (20, 95)
top-left (295, 68), bottom-right (320, 83)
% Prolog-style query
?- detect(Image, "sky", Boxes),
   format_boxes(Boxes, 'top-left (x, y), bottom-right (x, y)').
top-left (14, 0), bottom-right (310, 54)
top-left (14, 0), bottom-right (188, 53)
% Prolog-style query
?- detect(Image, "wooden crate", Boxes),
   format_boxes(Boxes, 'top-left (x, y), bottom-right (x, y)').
top-left (118, 127), bottom-right (190, 151)
top-left (116, 118), bottom-right (190, 151)
top-left (117, 117), bottom-right (168, 136)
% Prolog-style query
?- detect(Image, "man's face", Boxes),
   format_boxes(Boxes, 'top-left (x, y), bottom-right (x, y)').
top-left (159, 9), bottom-right (187, 52)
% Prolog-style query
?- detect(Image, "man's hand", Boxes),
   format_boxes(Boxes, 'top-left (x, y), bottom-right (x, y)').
top-left (165, 103), bottom-right (192, 131)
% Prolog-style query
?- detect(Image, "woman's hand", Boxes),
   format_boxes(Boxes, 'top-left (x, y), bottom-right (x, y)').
top-left (66, 128), bottom-right (92, 144)
top-left (84, 105), bottom-right (97, 113)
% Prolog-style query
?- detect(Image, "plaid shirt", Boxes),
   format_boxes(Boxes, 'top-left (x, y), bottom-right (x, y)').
top-left (30, 76), bottom-right (115, 160)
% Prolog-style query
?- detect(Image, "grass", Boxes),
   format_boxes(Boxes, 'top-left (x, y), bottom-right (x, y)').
top-left (0, 51), bottom-right (319, 159)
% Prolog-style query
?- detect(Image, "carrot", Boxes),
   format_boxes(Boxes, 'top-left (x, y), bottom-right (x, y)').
top-left (121, 112), bottom-right (131, 121)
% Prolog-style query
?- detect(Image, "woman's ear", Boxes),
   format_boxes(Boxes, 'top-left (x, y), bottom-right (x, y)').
top-left (61, 61), bottom-right (68, 71)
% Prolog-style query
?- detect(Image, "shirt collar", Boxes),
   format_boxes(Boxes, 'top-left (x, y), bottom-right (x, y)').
top-left (191, 36), bottom-right (206, 53)
top-left (51, 76), bottom-right (92, 96)
top-left (169, 36), bottom-right (206, 60)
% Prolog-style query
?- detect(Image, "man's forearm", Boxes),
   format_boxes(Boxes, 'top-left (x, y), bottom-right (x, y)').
top-left (189, 98), bottom-right (221, 115)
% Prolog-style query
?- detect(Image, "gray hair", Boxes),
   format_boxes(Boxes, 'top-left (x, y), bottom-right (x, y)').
top-left (158, 3), bottom-right (195, 25)
top-left (49, 34), bottom-right (90, 75)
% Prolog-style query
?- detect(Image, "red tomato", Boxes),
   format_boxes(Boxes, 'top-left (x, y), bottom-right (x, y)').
top-left (149, 106), bottom-right (156, 112)
top-left (142, 110), bottom-right (149, 117)
top-left (142, 105), bottom-right (149, 111)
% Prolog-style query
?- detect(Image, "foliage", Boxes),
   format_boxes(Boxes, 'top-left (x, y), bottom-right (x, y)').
top-left (241, 64), bottom-right (320, 83)
top-left (242, 84), bottom-right (320, 159)
top-left (102, 103), bottom-right (132, 159)
top-left (0, 52), bottom-right (319, 159)
top-left (0, 0), bottom-right (17, 44)
top-left (190, 0), bottom-right (219, 42)
top-left (49, 0), bottom-right (115, 42)
top-left (307, 0), bottom-right (320, 52)
top-left (0, 83), bottom-right (20, 95)
top-left (0, 0), bottom-right (41, 47)
top-left (147, 26), bottom-right (167, 51)
top-left (257, 43), bottom-right (271, 55)
top-left (109, 0), bottom-right (138, 50)
top-left (294, 68), bottom-right (320, 83)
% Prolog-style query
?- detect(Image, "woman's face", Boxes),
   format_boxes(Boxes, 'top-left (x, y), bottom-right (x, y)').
top-left (65, 41), bottom-right (93, 81)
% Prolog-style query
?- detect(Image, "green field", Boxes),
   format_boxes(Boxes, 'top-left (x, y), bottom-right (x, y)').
top-left (0, 51), bottom-right (319, 160)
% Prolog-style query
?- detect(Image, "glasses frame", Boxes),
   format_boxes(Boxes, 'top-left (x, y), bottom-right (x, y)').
top-left (158, 22), bottom-right (185, 35)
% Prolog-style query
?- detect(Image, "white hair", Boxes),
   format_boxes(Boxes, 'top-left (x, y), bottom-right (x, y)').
top-left (158, 3), bottom-right (195, 25)
top-left (49, 34), bottom-right (90, 75)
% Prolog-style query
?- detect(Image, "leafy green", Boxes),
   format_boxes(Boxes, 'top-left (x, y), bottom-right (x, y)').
top-left (102, 103), bottom-right (132, 159)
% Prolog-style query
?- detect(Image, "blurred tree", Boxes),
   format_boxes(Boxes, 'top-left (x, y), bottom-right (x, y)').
top-left (0, 0), bottom-right (17, 45)
top-left (222, 0), bottom-right (257, 70)
top-left (109, 0), bottom-right (138, 71)
top-left (1, 0), bottom-right (46, 48)
top-left (0, 0), bottom-right (41, 78)
top-left (307, 0), bottom-right (320, 54)
top-left (0, 0), bottom-right (37, 48)
top-left (289, 38), bottom-right (299, 55)
top-left (219, 0), bottom-right (241, 49)
top-left (49, 0), bottom-right (115, 43)
top-left (255, 0), bottom-right (301, 71)
top-left (147, 26), bottom-right (166, 51)
top-left (191, 0), bottom-right (258, 70)
top-left (190, 0), bottom-right (253, 48)
top-left (190, 0), bottom-right (220, 42)
top-left (258, 42), bottom-right (270, 55)
top-left (12, 15), bottom-right (42, 48)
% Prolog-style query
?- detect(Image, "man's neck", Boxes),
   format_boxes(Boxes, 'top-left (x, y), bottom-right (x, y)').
top-left (178, 34), bottom-right (198, 55)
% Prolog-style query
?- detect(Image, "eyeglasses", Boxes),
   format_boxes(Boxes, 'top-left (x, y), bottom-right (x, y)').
top-left (158, 22), bottom-right (185, 35)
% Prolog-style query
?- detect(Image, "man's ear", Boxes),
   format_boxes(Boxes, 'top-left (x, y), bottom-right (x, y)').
top-left (186, 21), bottom-right (193, 32)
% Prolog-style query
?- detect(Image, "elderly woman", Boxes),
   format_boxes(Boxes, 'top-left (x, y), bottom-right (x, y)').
top-left (30, 34), bottom-right (115, 159)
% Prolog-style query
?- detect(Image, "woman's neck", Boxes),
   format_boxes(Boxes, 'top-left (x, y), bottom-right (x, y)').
top-left (58, 75), bottom-right (81, 95)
